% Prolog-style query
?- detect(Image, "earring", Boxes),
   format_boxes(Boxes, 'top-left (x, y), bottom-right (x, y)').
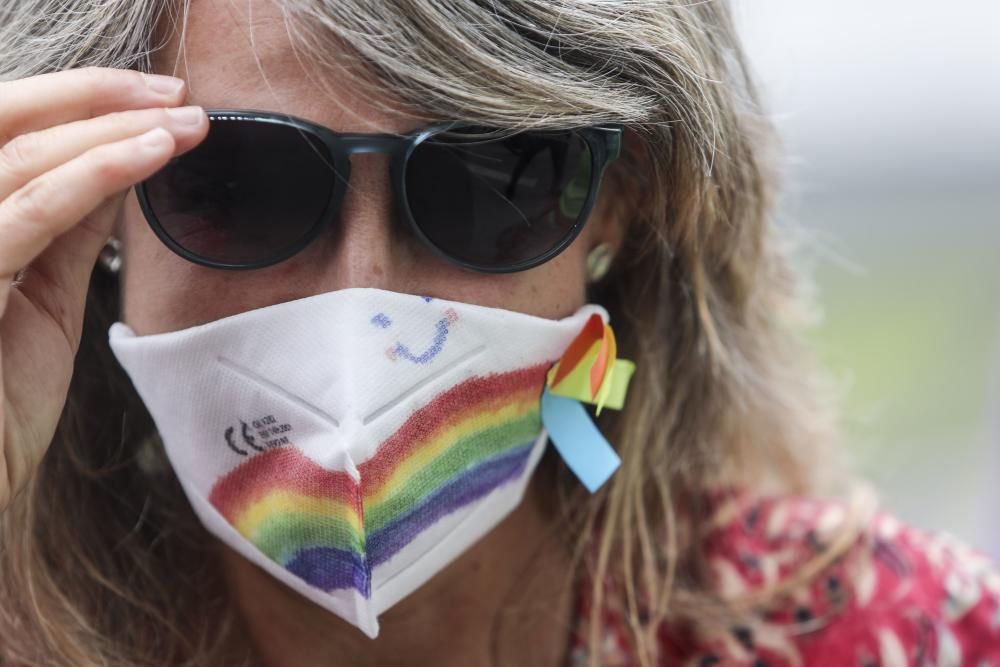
top-left (586, 242), bottom-right (614, 282)
top-left (98, 236), bottom-right (122, 275)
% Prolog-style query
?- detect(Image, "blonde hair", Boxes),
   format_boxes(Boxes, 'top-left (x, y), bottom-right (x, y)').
top-left (0, 1), bottom-right (853, 664)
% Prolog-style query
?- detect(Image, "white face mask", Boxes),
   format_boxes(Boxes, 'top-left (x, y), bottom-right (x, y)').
top-left (107, 287), bottom-right (625, 638)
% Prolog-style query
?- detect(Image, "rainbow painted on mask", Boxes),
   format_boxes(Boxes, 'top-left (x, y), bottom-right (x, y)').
top-left (208, 363), bottom-right (549, 598)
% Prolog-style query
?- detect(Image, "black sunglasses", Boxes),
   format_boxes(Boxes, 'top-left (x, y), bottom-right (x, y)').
top-left (133, 109), bottom-right (624, 273)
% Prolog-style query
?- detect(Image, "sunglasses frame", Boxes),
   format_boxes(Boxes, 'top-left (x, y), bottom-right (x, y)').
top-left (134, 108), bottom-right (624, 273)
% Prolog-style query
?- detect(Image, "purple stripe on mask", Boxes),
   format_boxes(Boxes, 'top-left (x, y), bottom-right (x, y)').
top-left (366, 441), bottom-right (535, 567)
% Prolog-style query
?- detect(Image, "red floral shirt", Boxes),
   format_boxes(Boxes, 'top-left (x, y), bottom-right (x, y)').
top-left (569, 493), bottom-right (1000, 665)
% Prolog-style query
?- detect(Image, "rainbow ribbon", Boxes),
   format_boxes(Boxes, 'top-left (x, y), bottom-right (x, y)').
top-left (540, 314), bottom-right (635, 492)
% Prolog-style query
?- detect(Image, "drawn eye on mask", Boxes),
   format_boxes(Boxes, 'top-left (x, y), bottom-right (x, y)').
top-left (370, 301), bottom-right (460, 365)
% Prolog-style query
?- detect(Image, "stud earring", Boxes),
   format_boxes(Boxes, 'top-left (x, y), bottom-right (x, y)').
top-left (98, 236), bottom-right (122, 275)
top-left (586, 242), bottom-right (614, 282)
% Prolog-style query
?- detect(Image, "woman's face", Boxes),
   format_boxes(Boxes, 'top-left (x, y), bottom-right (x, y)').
top-left (116, 0), bottom-right (625, 336)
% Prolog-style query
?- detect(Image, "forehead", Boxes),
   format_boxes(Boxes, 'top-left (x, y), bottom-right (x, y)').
top-left (150, 0), bottom-right (422, 133)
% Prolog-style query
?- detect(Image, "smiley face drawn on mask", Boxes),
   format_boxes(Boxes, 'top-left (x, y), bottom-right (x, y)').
top-left (370, 298), bottom-right (460, 365)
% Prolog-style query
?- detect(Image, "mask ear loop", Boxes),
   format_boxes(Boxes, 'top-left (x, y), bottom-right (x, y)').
top-left (95, 234), bottom-right (167, 475)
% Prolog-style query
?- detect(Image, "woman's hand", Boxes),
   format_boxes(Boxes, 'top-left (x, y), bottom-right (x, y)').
top-left (0, 66), bottom-right (208, 511)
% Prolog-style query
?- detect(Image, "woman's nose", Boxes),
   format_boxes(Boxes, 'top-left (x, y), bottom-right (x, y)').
top-left (297, 152), bottom-right (418, 292)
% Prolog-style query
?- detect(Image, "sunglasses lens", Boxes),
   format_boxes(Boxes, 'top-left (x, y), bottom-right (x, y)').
top-left (142, 117), bottom-right (338, 266)
top-left (404, 127), bottom-right (593, 270)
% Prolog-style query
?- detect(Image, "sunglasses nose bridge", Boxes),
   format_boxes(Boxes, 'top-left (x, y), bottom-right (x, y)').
top-left (335, 134), bottom-right (410, 157)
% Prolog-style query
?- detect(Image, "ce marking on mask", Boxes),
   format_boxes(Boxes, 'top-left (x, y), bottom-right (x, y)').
top-left (224, 414), bottom-right (294, 457)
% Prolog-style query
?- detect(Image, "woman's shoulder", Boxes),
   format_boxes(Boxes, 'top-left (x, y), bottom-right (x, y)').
top-left (694, 491), bottom-right (1000, 665)
top-left (570, 491), bottom-right (1000, 666)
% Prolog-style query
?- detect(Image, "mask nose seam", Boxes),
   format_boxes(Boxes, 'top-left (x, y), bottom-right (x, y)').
top-left (356, 473), bottom-right (373, 600)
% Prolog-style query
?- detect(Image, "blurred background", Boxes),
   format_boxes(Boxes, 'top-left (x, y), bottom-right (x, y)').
top-left (734, 0), bottom-right (999, 557)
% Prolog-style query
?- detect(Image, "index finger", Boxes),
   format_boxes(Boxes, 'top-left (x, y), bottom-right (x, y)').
top-left (0, 66), bottom-right (187, 144)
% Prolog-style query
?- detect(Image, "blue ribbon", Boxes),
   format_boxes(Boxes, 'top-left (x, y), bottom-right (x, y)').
top-left (540, 387), bottom-right (621, 493)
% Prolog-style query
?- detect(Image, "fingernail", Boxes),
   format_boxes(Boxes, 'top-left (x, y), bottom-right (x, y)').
top-left (166, 105), bottom-right (204, 126)
top-left (143, 73), bottom-right (184, 96)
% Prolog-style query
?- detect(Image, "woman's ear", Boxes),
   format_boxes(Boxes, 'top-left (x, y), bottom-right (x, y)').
top-left (586, 128), bottom-right (651, 283)
top-left (582, 196), bottom-right (626, 284)
top-left (582, 128), bottom-right (644, 283)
